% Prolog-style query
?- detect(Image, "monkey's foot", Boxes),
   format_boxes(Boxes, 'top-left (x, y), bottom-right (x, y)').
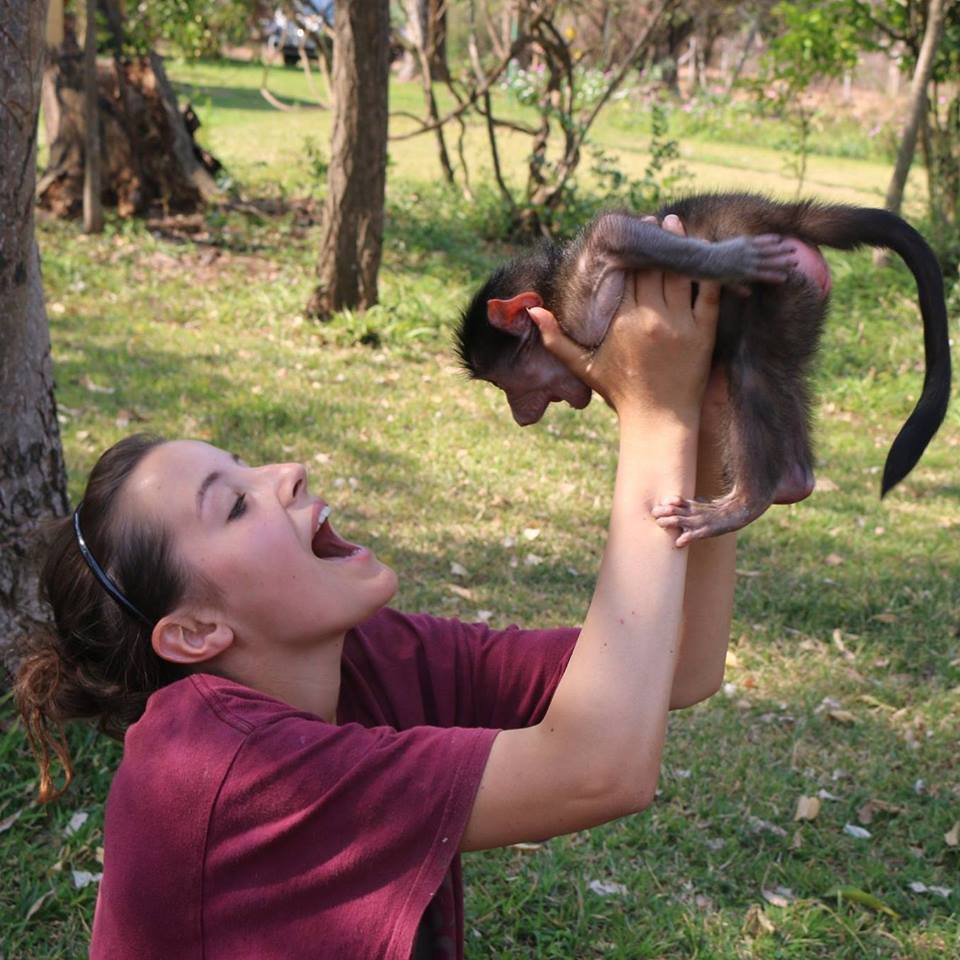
top-left (651, 493), bottom-right (768, 547)
top-left (737, 234), bottom-right (799, 285)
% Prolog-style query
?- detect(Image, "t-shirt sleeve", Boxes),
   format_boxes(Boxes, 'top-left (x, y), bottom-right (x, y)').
top-left (204, 712), bottom-right (497, 960)
top-left (393, 612), bottom-right (579, 729)
top-left (459, 619), bottom-right (579, 728)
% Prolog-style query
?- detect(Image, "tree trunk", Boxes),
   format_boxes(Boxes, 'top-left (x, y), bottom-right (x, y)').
top-left (307, 0), bottom-right (390, 319)
top-left (37, 12), bottom-right (220, 219)
top-left (883, 0), bottom-right (945, 215)
top-left (0, 0), bottom-right (70, 664)
top-left (427, 0), bottom-right (449, 83)
top-left (83, 0), bottom-right (103, 233)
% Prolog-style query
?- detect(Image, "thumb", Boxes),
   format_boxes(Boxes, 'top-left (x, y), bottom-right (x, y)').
top-left (528, 307), bottom-right (592, 378)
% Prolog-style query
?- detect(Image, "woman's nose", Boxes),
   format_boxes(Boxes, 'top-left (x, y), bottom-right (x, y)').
top-left (274, 462), bottom-right (307, 504)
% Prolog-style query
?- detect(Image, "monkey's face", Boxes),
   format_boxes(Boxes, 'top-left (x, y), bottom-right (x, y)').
top-left (490, 351), bottom-right (592, 426)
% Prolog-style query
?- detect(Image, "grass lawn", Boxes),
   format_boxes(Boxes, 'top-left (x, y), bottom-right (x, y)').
top-left (2, 59), bottom-right (958, 958)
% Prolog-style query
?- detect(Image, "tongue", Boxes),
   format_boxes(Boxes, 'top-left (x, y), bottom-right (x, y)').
top-left (312, 523), bottom-right (356, 559)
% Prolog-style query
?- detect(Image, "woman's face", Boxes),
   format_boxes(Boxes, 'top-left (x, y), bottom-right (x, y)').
top-left (122, 440), bottom-right (398, 649)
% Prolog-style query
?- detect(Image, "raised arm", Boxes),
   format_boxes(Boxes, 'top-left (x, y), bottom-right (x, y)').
top-left (460, 257), bottom-right (717, 851)
top-left (668, 365), bottom-right (737, 708)
top-left (651, 216), bottom-right (737, 709)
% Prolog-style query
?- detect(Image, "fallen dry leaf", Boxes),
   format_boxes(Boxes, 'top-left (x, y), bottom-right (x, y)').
top-left (25, 889), bottom-right (55, 922)
top-left (843, 823), bottom-right (872, 840)
top-left (510, 842), bottom-right (542, 853)
top-left (447, 584), bottom-right (474, 601)
top-left (828, 709), bottom-right (857, 725)
top-left (72, 870), bottom-right (103, 889)
top-left (0, 808), bottom-right (23, 834)
top-left (944, 822), bottom-right (959, 848)
top-left (450, 562), bottom-right (468, 577)
top-left (857, 694), bottom-right (894, 711)
top-left (743, 903), bottom-right (775, 936)
top-left (748, 816), bottom-right (787, 838)
top-left (80, 374), bottom-right (115, 395)
top-left (857, 799), bottom-right (905, 825)
top-left (824, 553), bottom-right (844, 566)
top-left (908, 881), bottom-right (952, 898)
top-left (588, 879), bottom-right (628, 897)
top-left (872, 612), bottom-right (899, 624)
top-left (65, 810), bottom-right (89, 837)
top-left (762, 886), bottom-right (795, 908)
top-left (794, 795), bottom-right (821, 821)
top-left (815, 477), bottom-right (839, 493)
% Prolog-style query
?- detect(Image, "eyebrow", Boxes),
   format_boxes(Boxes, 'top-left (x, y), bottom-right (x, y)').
top-left (196, 453), bottom-right (242, 517)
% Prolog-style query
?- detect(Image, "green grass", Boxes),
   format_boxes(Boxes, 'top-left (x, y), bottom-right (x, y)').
top-left (3, 59), bottom-right (958, 959)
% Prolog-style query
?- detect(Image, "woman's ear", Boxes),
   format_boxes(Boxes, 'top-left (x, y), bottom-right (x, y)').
top-left (152, 612), bottom-right (234, 666)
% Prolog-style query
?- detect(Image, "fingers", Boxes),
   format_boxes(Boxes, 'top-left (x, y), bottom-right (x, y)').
top-left (693, 275), bottom-right (722, 328)
top-left (660, 214), bottom-right (692, 313)
top-left (528, 307), bottom-right (592, 379)
top-left (632, 215), bottom-right (665, 307)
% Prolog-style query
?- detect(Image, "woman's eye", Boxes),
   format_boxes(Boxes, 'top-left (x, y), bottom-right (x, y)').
top-left (228, 493), bottom-right (247, 522)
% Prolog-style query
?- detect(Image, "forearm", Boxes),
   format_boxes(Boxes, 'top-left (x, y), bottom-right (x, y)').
top-left (538, 409), bottom-right (699, 811)
top-left (670, 431), bottom-right (736, 709)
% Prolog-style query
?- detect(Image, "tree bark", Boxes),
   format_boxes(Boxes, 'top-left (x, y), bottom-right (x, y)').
top-left (0, 0), bottom-right (70, 663)
top-left (883, 0), bottom-right (945, 215)
top-left (83, 0), bottom-right (103, 233)
top-left (307, 0), bottom-right (390, 319)
top-left (427, 0), bottom-right (449, 83)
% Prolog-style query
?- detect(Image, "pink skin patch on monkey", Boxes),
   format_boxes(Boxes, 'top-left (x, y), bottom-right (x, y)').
top-left (789, 238), bottom-right (831, 296)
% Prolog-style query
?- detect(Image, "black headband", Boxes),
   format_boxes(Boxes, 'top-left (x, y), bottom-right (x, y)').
top-left (73, 504), bottom-right (154, 628)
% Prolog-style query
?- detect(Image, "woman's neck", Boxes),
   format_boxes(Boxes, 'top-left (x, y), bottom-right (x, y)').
top-left (213, 633), bottom-right (345, 723)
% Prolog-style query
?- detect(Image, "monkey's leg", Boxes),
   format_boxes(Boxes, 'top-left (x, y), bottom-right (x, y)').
top-left (653, 360), bottom-right (807, 545)
top-left (592, 214), bottom-right (799, 284)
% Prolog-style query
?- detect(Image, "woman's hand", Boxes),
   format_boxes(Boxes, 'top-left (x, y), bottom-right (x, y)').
top-left (528, 214), bottom-right (721, 424)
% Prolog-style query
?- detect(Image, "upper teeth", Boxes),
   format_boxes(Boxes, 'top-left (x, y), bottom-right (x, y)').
top-left (316, 505), bottom-right (331, 531)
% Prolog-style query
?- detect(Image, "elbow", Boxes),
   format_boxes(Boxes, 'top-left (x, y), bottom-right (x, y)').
top-left (669, 676), bottom-right (723, 710)
top-left (571, 760), bottom-right (659, 822)
top-left (598, 762), bottom-right (661, 818)
top-left (669, 662), bottom-right (726, 710)
top-left (607, 772), bottom-right (659, 817)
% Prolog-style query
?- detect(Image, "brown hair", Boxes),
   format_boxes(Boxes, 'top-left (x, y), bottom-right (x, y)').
top-left (14, 434), bottom-right (198, 802)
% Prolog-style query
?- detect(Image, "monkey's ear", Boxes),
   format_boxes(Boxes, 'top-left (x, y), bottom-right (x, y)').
top-left (487, 292), bottom-right (544, 336)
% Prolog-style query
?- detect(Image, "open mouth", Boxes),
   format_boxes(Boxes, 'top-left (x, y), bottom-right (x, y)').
top-left (311, 506), bottom-right (363, 560)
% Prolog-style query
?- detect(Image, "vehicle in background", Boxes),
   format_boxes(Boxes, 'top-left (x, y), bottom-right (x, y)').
top-left (262, 1), bottom-right (334, 66)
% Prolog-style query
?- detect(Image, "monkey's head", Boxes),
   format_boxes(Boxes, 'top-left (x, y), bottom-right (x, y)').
top-left (457, 264), bottom-right (592, 426)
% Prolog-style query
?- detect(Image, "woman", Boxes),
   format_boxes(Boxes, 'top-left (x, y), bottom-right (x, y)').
top-left (16, 217), bottom-right (737, 959)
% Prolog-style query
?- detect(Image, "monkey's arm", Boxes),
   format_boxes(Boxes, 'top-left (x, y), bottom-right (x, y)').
top-left (669, 369), bottom-right (737, 709)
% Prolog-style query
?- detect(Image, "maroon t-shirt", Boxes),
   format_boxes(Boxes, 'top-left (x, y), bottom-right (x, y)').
top-left (89, 609), bottom-right (577, 960)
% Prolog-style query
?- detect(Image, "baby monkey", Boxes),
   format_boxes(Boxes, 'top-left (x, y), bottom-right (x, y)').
top-left (456, 193), bottom-right (951, 545)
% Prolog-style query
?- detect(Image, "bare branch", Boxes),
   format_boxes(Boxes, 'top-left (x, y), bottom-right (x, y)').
top-left (388, 13), bottom-right (544, 142)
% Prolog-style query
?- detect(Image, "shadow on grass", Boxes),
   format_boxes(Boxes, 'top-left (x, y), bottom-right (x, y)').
top-left (172, 81), bottom-right (324, 114)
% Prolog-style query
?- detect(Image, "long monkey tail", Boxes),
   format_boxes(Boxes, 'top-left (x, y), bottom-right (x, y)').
top-left (795, 205), bottom-right (951, 496)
